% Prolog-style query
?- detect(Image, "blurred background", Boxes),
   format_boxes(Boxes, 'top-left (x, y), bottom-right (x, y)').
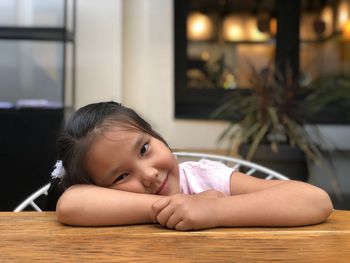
top-left (0, 0), bottom-right (349, 210)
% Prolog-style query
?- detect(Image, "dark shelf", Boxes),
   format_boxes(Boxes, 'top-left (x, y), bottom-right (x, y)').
top-left (0, 26), bottom-right (74, 42)
top-left (300, 32), bottom-right (341, 44)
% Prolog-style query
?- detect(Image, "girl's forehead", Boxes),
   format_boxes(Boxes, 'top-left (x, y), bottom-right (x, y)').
top-left (86, 128), bottom-right (146, 163)
top-left (101, 126), bottom-right (144, 140)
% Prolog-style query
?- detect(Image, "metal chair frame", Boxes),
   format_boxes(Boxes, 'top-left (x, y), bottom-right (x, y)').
top-left (174, 152), bottom-right (289, 180)
top-left (14, 152), bottom-right (289, 212)
top-left (14, 183), bottom-right (50, 212)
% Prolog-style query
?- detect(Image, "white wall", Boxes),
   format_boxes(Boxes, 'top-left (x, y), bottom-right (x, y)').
top-left (122, 0), bottom-right (228, 150)
top-left (75, 0), bottom-right (122, 107)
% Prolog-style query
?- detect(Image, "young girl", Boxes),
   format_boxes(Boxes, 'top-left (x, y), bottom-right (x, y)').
top-left (48, 101), bottom-right (333, 230)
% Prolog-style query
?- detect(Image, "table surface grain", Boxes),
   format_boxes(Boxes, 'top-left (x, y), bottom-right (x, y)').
top-left (1, 210), bottom-right (350, 262)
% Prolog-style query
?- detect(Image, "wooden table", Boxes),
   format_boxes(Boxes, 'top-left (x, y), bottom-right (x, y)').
top-left (1, 210), bottom-right (350, 262)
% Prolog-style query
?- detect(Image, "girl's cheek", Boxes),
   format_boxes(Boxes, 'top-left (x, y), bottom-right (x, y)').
top-left (118, 181), bottom-right (147, 194)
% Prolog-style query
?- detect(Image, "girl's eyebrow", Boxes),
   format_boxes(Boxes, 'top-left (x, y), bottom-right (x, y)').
top-left (132, 133), bottom-right (145, 152)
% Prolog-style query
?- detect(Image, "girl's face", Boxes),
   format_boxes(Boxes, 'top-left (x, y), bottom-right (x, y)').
top-left (85, 128), bottom-right (180, 196)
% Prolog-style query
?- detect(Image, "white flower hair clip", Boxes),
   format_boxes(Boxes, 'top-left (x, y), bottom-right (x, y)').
top-left (51, 160), bottom-right (66, 179)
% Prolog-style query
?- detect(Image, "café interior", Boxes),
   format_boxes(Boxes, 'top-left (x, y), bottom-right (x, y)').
top-left (0, 0), bottom-right (349, 211)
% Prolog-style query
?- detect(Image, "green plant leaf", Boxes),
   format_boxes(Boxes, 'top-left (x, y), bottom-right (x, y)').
top-left (267, 106), bottom-right (279, 129)
top-left (246, 122), bottom-right (270, 160)
top-left (217, 123), bottom-right (238, 143)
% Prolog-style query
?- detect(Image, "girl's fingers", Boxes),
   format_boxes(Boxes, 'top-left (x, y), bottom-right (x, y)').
top-left (151, 197), bottom-right (170, 223)
top-left (174, 220), bottom-right (190, 231)
top-left (165, 213), bottom-right (182, 229)
top-left (155, 205), bottom-right (174, 226)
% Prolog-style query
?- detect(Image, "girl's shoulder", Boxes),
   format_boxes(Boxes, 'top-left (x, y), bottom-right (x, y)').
top-left (178, 159), bottom-right (233, 195)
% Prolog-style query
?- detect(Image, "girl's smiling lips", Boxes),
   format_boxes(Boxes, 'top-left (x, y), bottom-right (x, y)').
top-left (155, 175), bottom-right (168, 195)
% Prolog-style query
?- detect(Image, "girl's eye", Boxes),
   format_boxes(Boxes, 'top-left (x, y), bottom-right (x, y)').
top-left (140, 143), bottom-right (149, 156)
top-left (113, 173), bottom-right (129, 184)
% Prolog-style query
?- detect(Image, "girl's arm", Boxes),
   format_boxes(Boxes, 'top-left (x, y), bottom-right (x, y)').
top-left (56, 184), bottom-right (166, 226)
top-left (152, 174), bottom-right (333, 230)
top-left (57, 174), bottom-right (333, 229)
top-left (220, 174), bottom-right (333, 226)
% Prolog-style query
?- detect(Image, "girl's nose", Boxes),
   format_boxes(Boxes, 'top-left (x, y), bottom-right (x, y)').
top-left (140, 168), bottom-right (158, 187)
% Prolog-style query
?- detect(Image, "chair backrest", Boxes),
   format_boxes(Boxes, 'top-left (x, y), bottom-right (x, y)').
top-left (14, 183), bottom-right (50, 212)
top-left (14, 152), bottom-right (289, 211)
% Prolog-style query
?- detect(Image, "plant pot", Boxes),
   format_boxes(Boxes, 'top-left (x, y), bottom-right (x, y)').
top-left (239, 144), bottom-right (309, 182)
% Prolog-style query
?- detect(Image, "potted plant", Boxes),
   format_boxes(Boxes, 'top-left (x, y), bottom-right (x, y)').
top-left (212, 63), bottom-right (350, 184)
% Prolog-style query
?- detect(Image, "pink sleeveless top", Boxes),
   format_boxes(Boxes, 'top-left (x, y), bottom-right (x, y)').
top-left (179, 159), bottom-right (234, 196)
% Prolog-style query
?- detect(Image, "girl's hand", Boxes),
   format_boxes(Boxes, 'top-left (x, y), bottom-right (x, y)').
top-left (151, 190), bottom-right (225, 231)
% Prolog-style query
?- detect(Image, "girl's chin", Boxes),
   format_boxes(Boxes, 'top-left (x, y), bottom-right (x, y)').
top-left (156, 175), bottom-right (169, 195)
top-left (165, 178), bottom-right (180, 196)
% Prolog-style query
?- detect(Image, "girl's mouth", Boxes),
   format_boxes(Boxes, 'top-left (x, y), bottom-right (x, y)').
top-left (155, 175), bottom-right (168, 195)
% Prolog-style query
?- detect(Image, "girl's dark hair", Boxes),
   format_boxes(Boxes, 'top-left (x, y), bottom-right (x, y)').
top-left (57, 101), bottom-right (168, 189)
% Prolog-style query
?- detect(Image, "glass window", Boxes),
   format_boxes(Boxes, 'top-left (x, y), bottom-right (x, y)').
top-left (186, 0), bottom-right (276, 91)
top-left (0, 40), bottom-right (65, 104)
top-left (300, 0), bottom-right (350, 82)
top-left (175, 0), bottom-right (350, 123)
top-left (0, 0), bottom-right (75, 107)
top-left (0, 0), bottom-right (65, 27)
